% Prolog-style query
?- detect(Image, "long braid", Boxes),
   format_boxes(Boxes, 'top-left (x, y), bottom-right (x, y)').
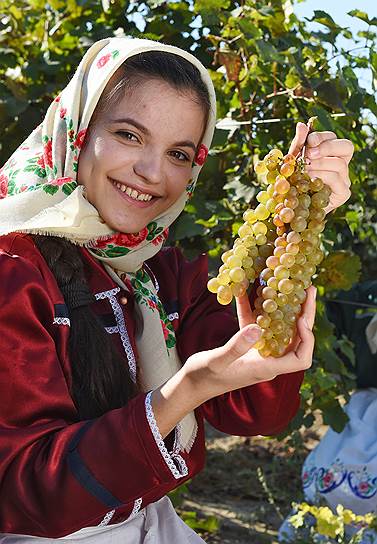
top-left (33, 235), bottom-right (136, 420)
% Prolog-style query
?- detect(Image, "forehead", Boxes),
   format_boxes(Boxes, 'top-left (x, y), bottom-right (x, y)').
top-left (100, 79), bottom-right (205, 143)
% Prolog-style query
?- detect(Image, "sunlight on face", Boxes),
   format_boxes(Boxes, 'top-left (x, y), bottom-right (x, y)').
top-left (77, 78), bottom-right (205, 234)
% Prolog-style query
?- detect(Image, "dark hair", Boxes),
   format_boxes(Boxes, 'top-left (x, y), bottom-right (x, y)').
top-left (34, 51), bottom-right (211, 420)
top-left (91, 50), bottom-right (211, 140)
top-left (33, 235), bottom-right (136, 420)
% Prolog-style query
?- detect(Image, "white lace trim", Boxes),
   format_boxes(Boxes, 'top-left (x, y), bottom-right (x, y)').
top-left (95, 287), bottom-right (120, 300)
top-left (145, 392), bottom-right (189, 479)
top-left (95, 288), bottom-right (137, 383)
top-left (128, 498), bottom-right (143, 521)
top-left (105, 326), bottom-right (119, 334)
top-left (167, 312), bottom-right (179, 322)
top-left (98, 509), bottom-right (115, 527)
top-left (53, 317), bottom-right (70, 326)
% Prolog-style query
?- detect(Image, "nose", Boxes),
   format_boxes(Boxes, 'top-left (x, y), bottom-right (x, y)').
top-left (133, 151), bottom-right (164, 186)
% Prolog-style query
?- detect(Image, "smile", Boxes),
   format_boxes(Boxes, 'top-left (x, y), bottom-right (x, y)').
top-left (109, 178), bottom-right (154, 202)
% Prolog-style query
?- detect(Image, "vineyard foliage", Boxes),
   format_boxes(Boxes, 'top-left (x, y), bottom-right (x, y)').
top-left (0, 0), bottom-right (376, 433)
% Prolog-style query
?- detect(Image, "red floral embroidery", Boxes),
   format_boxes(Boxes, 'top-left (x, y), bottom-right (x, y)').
top-left (37, 155), bottom-right (45, 167)
top-left (161, 320), bottom-right (169, 340)
top-left (54, 95), bottom-right (61, 103)
top-left (49, 177), bottom-right (73, 186)
top-left (152, 227), bottom-right (169, 246)
top-left (43, 140), bottom-right (53, 169)
top-left (147, 299), bottom-right (158, 310)
top-left (112, 227), bottom-right (149, 248)
top-left (97, 54), bottom-right (111, 69)
top-left (94, 227), bottom-right (149, 249)
top-left (323, 472), bottom-right (334, 486)
top-left (60, 107), bottom-right (67, 119)
top-left (195, 144), bottom-right (208, 166)
top-left (73, 129), bottom-right (87, 149)
top-left (68, 129), bottom-right (75, 140)
top-left (0, 173), bottom-right (8, 198)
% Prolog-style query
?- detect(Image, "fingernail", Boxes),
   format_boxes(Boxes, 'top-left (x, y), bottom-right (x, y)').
top-left (243, 326), bottom-right (261, 343)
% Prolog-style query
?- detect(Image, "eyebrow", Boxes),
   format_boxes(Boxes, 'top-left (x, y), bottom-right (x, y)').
top-left (109, 117), bottom-right (198, 153)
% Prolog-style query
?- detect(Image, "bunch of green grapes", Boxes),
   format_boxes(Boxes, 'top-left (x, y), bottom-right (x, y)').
top-left (207, 148), bottom-right (330, 357)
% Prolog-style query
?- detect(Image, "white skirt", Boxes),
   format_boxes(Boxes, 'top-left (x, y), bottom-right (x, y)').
top-left (0, 496), bottom-right (207, 544)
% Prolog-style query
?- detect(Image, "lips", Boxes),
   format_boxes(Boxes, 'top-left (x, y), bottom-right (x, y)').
top-left (109, 177), bottom-right (160, 202)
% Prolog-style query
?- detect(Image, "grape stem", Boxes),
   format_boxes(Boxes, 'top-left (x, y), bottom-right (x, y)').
top-left (296, 116), bottom-right (318, 161)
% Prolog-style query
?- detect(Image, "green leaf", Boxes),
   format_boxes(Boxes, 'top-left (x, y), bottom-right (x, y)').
top-left (103, 246), bottom-right (130, 257)
top-left (43, 184), bottom-right (59, 195)
top-left (322, 401), bottom-right (349, 433)
top-left (316, 251), bottom-right (362, 291)
top-left (62, 182), bottom-right (77, 195)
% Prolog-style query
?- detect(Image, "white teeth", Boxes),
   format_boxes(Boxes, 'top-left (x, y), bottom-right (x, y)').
top-left (111, 178), bottom-right (154, 202)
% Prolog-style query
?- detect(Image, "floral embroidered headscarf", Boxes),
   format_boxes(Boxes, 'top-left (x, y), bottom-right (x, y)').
top-left (0, 37), bottom-right (217, 453)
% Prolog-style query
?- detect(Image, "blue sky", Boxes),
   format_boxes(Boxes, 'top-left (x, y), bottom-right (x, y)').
top-left (293, 0), bottom-right (376, 91)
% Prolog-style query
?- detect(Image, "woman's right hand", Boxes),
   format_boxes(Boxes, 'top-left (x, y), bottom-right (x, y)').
top-left (152, 287), bottom-right (316, 439)
top-left (184, 286), bottom-right (316, 404)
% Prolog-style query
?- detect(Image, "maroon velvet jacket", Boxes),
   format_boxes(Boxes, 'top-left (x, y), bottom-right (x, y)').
top-left (0, 233), bottom-right (304, 537)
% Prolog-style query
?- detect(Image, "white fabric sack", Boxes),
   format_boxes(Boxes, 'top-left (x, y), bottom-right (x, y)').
top-left (0, 496), bottom-right (206, 544)
top-left (302, 388), bottom-right (377, 515)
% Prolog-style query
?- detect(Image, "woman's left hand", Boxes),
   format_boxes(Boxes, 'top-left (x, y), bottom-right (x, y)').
top-left (288, 122), bottom-right (354, 214)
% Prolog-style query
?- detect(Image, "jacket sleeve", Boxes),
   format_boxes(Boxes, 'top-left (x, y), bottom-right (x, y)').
top-left (0, 250), bottom-right (190, 538)
top-left (175, 250), bottom-right (304, 437)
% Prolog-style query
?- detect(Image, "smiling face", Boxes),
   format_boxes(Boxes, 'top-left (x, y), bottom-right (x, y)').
top-left (77, 78), bottom-right (206, 234)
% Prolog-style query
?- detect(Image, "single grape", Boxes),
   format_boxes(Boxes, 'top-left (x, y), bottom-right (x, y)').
top-left (242, 256), bottom-right (254, 269)
top-left (286, 243), bottom-right (300, 255)
top-left (310, 177), bottom-right (324, 192)
top-left (263, 299), bottom-right (278, 313)
top-left (267, 277), bottom-right (279, 290)
top-left (246, 268), bottom-right (256, 281)
top-left (280, 253), bottom-right (295, 268)
top-left (270, 320), bottom-right (285, 334)
top-left (309, 208), bottom-right (326, 222)
top-left (255, 204), bottom-right (270, 220)
top-left (249, 246), bottom-right (259, 258)
top-left (294, 253), bottom-right (306, 266)
top-left (274, 266), bottom-right (290, 280)
top-left (290, 264), bottom-right (305, 280)
top-left (257, 314), bottom-right (271, 328)
top-left (278, 278), bottom-right (295, 294)
top-left (280, 161), bottom-right (295, 177)
top-left (234, 245), bottom-right (249, 258)
top-left (229, 267), bottom-right (246, 283)
top-left (275, 236), bottom-right (288, 248)
top-left (284, 196), bottom-right (299, 209)
top-left (299, 241), bottom-right (313, 255)
top-left (258, 243), bottom-right (274, 258)
top-left (253, 338), bottom-right (266, 351)
top-left (275, 176), bottom-right (290, 194)
top-left (256, 234), bottom-right (267, 246)
top-left (217, 285), bottom-right (233, 305)
top-left (243, 209), bottom-right (257, 223)
top-left (217, 270), bottom-right (231, 285)
top-left (277, 292), bottom-right (289, 307)
top-left (262, 286), bottom-right (277, 300)
top-left (311, 191), bottom-right (329, 209)
top-left (254, 161), bottom-right (268, 175)
top-left (296, 180), bottom-right (310, 193)
top-left (266, 198), bottom-right (277, 213)
top-left (270, 309), bottom-right (284, 321)
top-left (260, 267), bottom-right (274, 282)
top-left (279, 207), bottom-right (295, 223)
top-left (207, 278), bottom-right (220, 293)
top-left (291, 217), bottom-right (307, 232)
top-left (243, 235), bottom-right (257, 247)
top-left (298, 194), bottom-right (311, 208)
top-left (254, 256), bottom-right (266, 272)
top-left (227, 255), bottom-right (242, 268)
top-left (286, 231), bottom-right (301, 244)
top-left (221, 250), bottom-right (233, 263)
top-left (231, 282), bottom-right (247, 297)
top-left (308, 220), bottom-right (325, 233)
top-left (238, 223), bottom-right (253, 238)
top-left (273, 246), bottom-right (285, 259)
top-left (266, 255), bottom-right (280, 269)
top-left (256, 191), bottom-right (270, 204)
top-left (261, 327), bottom-right (274, 340)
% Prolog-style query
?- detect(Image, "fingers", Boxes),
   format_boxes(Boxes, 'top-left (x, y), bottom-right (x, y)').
top-left (236, 293), bottom-right (256, 329)
top-left (288, 122), bottom-right (310, 156)
top-left (217, 325), bottom-right (262, 365)
top-left (301, 286), bottom-right (317, 329)
top-left (306, 131), bottom-right (337, 147)
top-left (294, 311), bottom-right (315, 367)
top-left (306, 138), bottom-right (354, 161)
top-left (306, 157), bottom-right (349, 180)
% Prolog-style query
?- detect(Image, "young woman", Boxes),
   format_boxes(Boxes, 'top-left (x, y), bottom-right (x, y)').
top-left (0, 37), bottom-right (353, 542)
